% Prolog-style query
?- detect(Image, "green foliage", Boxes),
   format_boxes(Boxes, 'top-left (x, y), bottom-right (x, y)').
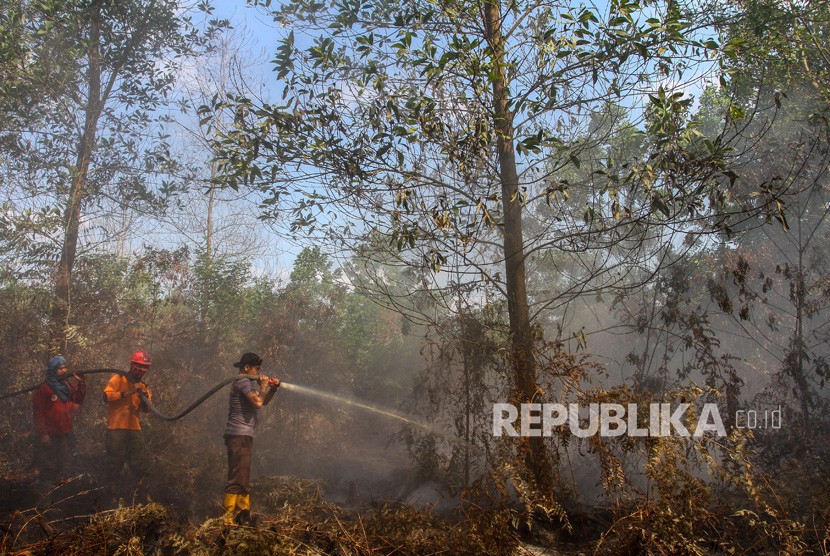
top-left (285, 245), bottom-right (335, 304)
top-left (0, 0), bottom-right (228, 350)
top-left (722, 0), bottom-right (830, 103)
top-left (270, 247), bottom-right (418, 416)
top-left (214, 0), bottom-right (741, 257)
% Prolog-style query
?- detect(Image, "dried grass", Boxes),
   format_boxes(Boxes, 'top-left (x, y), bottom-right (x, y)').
top-left (2, 477), bottom-right (522, 556)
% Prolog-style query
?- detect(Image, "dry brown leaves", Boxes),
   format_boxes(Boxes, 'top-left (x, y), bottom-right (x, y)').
top-left (2, 476), bottom-right (521, 555)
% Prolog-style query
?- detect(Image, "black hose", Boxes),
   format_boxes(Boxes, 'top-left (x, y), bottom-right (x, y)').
top-left (2, 370), bottom-right (269, 423)
top-left (0, 369), bottom-right (126, 400)
top-left (137, 374), bottom-right (263, 421)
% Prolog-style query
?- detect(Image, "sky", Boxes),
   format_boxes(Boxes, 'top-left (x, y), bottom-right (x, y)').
top-left (130, 0), bottom-right (304, 283)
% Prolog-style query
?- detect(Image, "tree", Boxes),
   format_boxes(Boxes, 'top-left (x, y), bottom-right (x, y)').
top-left (694, 0), bottom-right (830, 428)
top-left (0, 0), bottom-right (223, 354)
top-left (209, 0), bottom-right (772, 497)
top-left (163, 26), bottom-right (284, 346)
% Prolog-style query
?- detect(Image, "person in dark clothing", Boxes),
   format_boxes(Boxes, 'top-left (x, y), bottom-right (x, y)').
top-left (32, 355), bottom-right (86, 483)
top-left (222, 352), bottom-right (280, 526)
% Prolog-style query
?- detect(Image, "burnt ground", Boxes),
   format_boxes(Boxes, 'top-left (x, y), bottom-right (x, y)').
top-left (0, 470), bottom-right (598, 555)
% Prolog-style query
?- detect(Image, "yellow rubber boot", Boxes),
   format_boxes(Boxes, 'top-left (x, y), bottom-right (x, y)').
top-left (222, 493), bottom-right (238, 527)
top-left (235, 494), bottom-right (252, 526)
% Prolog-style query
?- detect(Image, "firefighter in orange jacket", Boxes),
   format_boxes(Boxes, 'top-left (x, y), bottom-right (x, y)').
top-left (102, 350), bottom-right (152, 499)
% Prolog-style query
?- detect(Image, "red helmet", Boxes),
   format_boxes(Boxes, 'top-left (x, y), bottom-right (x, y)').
top-left (130, 350), bottom-right (152, 366)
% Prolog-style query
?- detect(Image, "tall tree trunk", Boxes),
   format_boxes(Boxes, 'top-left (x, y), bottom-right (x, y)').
top-left (202, 172), bottom-right (216, 327)
top-left (794, 192), bottom-right (810, 428)
top-left (50, 0), bottom-right (104, 354)
top-left (483, 0), bottom-right (555, 496)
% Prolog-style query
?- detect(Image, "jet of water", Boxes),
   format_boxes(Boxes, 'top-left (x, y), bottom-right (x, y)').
top-left (280, 382), bottom-right (474, 449)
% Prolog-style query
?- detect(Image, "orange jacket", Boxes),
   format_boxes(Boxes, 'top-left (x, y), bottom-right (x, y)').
top-left (102, 374), bottom-right (151, 430)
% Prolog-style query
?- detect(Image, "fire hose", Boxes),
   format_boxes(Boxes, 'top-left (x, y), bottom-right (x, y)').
top-left (0, 370), bottom-right (273, 422)
top-left (0, 368), bottom-right (125, 400)
top-left (137, 374), bottom-right (271, 421)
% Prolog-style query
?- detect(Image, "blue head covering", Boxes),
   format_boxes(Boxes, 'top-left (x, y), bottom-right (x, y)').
top-left (45, 355), bottom-right (72, 402)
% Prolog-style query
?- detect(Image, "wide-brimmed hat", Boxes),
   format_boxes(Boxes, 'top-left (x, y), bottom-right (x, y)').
top-left (233, 352), bottom-right (263, 369)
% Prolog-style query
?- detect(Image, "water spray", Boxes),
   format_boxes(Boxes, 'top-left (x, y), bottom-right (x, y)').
top-left (281, 382), bottom-right (431, 431)
top-left (278, 382), bottom-right (477, 450)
